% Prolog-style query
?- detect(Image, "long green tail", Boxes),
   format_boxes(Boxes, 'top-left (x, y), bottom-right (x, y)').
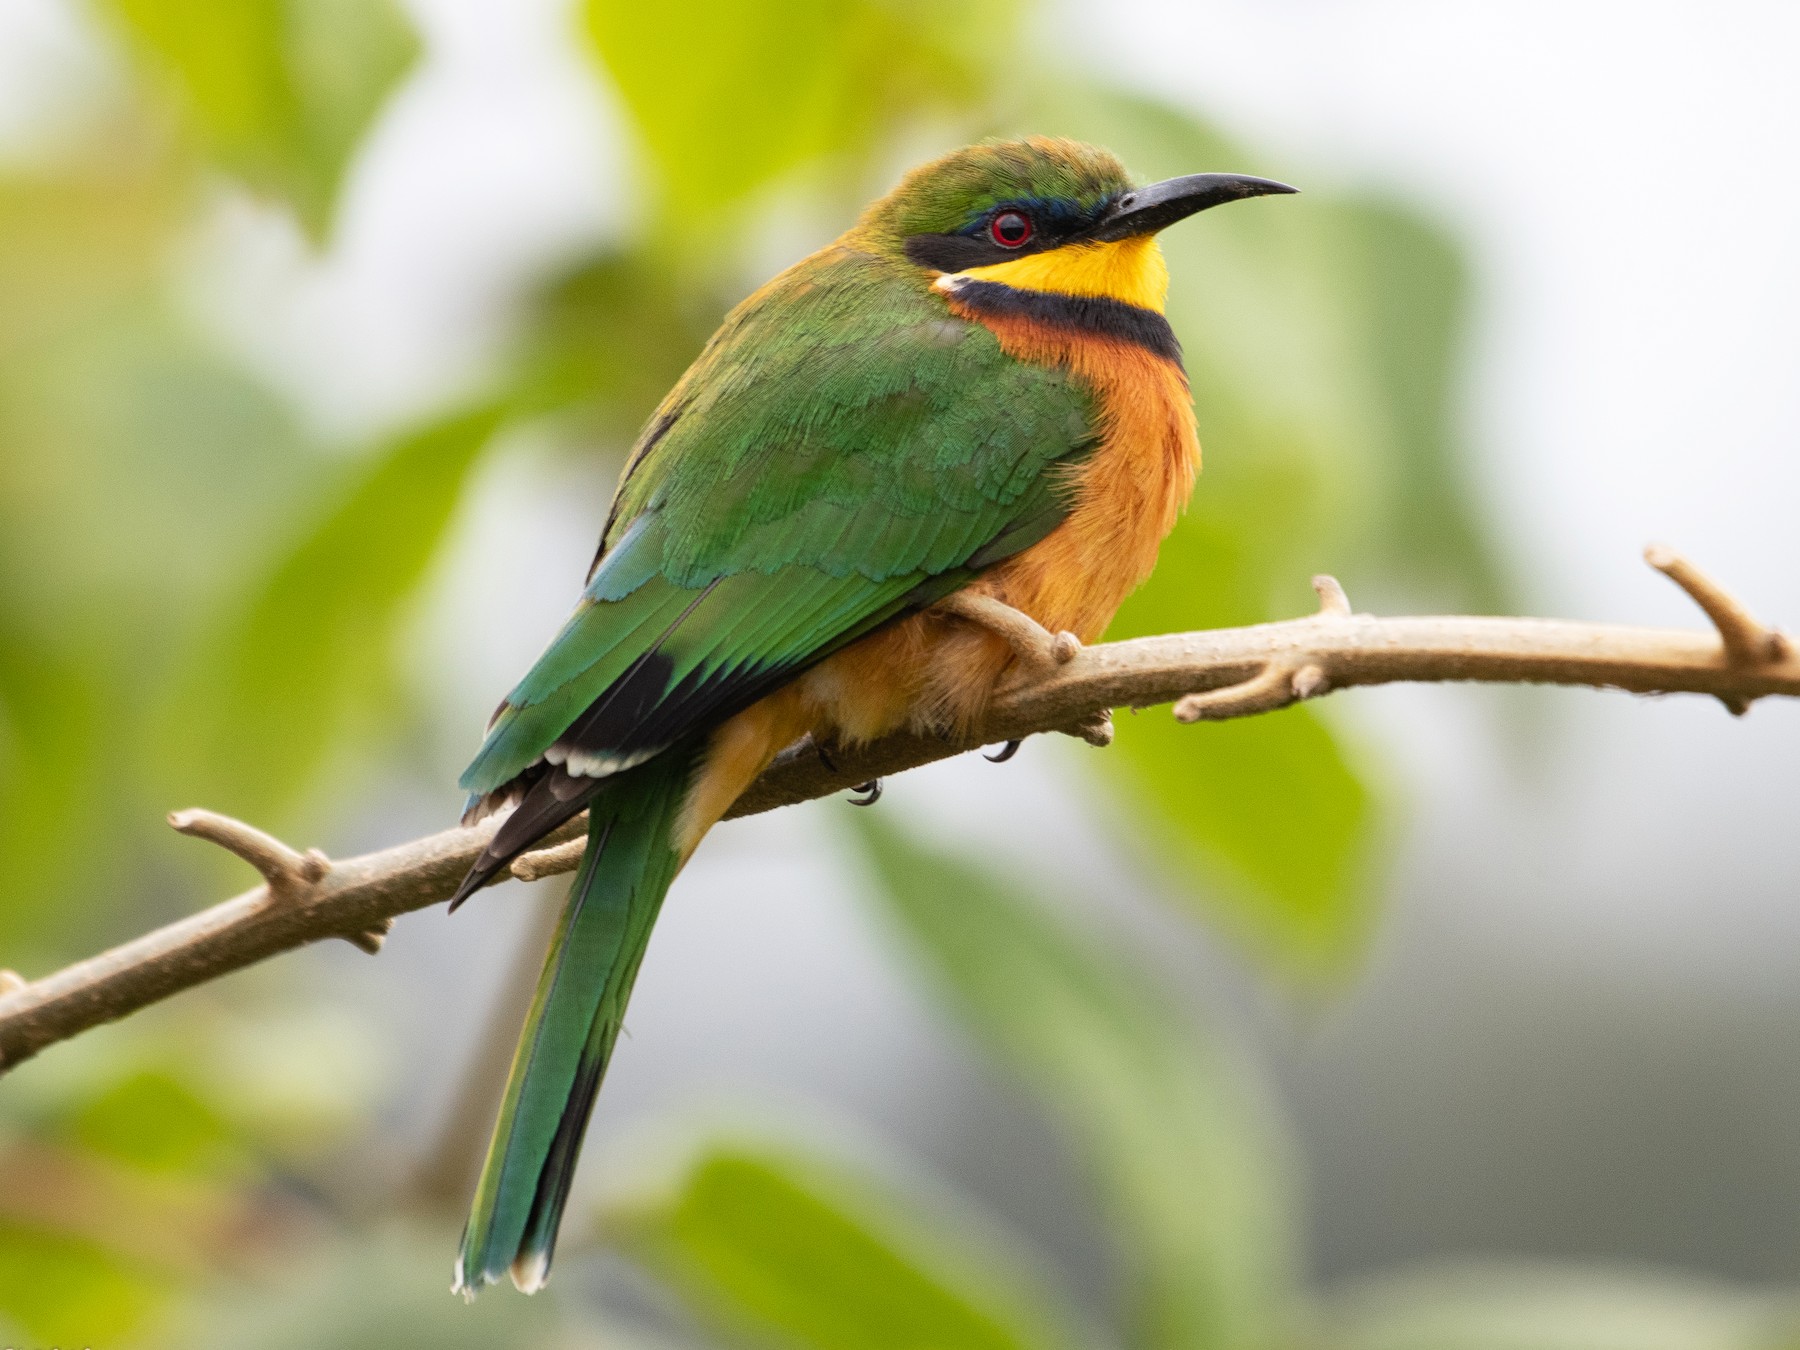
top-left (454, 748), bottom-right (693, 1296)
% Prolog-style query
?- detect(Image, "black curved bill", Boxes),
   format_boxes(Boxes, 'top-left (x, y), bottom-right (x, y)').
top-left (1090, 172), bottom-right (1298, 241)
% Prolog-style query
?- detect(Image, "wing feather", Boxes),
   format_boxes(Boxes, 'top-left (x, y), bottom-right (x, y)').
top-left (461, 245), bottom-right (1099, 805)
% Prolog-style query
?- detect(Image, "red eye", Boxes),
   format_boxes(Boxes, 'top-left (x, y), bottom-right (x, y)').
top-left (989, 211), bottom-right (1033, 248)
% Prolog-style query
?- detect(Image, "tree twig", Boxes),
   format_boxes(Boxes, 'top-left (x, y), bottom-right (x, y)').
top-left (3, 546), bottom-right (1798, 1072)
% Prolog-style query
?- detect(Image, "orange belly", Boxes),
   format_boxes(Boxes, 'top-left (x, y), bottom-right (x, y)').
top-left (675, 311), bottom-right (1199, 854)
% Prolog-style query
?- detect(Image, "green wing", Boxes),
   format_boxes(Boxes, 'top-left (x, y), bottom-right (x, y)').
top-left (461, 246), bottom-right (1098, 799)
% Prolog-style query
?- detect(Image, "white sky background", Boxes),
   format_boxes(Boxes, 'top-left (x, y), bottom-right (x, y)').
top-left (6, 0), bottom-right (1800, 1288)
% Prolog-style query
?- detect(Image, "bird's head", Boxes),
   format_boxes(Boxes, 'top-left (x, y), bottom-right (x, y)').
top-left (852, 136), bottom-right (1295, 314)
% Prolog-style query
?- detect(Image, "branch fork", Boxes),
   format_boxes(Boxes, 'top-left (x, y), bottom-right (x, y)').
top-left (1174, 575), bottom-right (1350, 723)
top-left (1645, 544), bottom-right (1790, 714)
top-left (166, 809), bottom-right (389, 954)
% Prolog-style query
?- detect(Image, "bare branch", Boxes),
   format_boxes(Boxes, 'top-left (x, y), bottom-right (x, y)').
top-left (1645, 544), bottom-right (1790, 714)
top-left (1175, 662), bottom-right (1298, 722)
top-left (5, 546), bottom-right (1800, 1071)
top-left (1170, 576), bottom-right (1349, 722)
top-left (167, 809), bottom-right (330, 897)
top-left (1645, 544), bottom-right (1788, 666)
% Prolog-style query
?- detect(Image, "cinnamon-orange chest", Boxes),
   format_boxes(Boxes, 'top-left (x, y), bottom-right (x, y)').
top-left (941, 281), bottom-right (1200, 643)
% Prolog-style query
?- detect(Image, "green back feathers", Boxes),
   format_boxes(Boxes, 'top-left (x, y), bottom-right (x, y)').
top-left (461, 236), bottom-right (1100, 798)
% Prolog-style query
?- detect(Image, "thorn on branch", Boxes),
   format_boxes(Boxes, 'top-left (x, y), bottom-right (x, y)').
top-left (168, 809), bottom-right (330, 901)
top-left (1645, 544), bottom-right (1789, 715)
top-left (1312, 574), bottom-right (1353, 618)
top-left (343, 920), bottom-right (393, 955)
top-left (1292, 663), bottom-right (1331, 700)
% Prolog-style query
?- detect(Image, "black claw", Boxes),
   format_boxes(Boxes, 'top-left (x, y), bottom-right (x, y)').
top-left (848, 779), bottom-right (883, 806)
top-left (815, 740), bottom-right (839, 773)
top-left (984, 739), bottom-right (1022, 764)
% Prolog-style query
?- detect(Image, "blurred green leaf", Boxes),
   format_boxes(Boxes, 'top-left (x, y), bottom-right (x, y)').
top-left (0, 615), bottom-right (109, 954)
top-left (66, 1069), bottom-right (241, 1176)
top-left (584, 0), bottom-right (1004, 219)
top-left (610, 1140), bottom-right (1079, 1350)
top-left (1105, 487), bottom-right (1375, 976)
top-left (1319, 1264), bottom-right (1800, 1350)
top-left (0, 1222), bottom-right (165, 1346)
top-left (154, 404), bottom-right (502, 826)
top-left (1024, 90), bottom-right (1387, 975)
top-left (1310, 197), bottom-right (1506, 613)
top-left (1053, 88), bottom-right (1509, 611)
top-left (0, 143), bottom-right (322, 956)
top-left (514, 249), bottom-right (718, 436)
top-left (1104, 704), bottom-right (1372, 976)
top-left (853, 812), bottom-right (1297, 1350)
top-left (100, 0), bottom-right (418, 237)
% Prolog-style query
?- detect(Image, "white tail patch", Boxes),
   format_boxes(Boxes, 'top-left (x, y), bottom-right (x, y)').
top-left (510, 1248), bottom-right (551, 1294)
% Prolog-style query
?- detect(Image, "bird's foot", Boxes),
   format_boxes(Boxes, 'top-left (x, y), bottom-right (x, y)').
top-left (935, 593), bottom-right (1105, 754)
top-left (847, 779), bottom-right (882, 806)
top-left (934, 591), bottom-right (1081, 687)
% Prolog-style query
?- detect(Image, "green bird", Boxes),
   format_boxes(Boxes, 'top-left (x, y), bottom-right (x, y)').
top-left (448, 136), bottom-right (1293, 1295)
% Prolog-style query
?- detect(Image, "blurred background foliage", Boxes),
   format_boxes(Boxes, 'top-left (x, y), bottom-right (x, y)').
top-left (0, 0), bottom-right (1786, 1348)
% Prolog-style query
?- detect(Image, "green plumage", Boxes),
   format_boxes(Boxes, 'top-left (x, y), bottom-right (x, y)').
top-left (452, 139), bottom-right (1146, 1297)
top-left (461, 250), bottom-right (1098, 797)
top-left (458, 748), bottom-right (695, 1293)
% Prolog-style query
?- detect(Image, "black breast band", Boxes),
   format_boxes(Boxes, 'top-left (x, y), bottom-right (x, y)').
top-left (943, 279), bottom-right (1182, 365)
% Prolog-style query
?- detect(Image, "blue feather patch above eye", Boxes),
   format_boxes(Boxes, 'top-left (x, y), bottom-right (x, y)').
top-left (955, 194), bottom-right (1113, 237)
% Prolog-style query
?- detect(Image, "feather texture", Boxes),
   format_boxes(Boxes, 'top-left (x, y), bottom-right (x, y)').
top-left (460, 241), bottom-right (1101, 807)
top-left (447, 137), bottom-right (1223, 1297)
top-left (455, 748), bottom-right (694, 1295)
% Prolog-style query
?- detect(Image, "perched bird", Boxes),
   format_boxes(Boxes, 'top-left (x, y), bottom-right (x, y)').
top-left (448, 137), bottom-right (1294, 1295)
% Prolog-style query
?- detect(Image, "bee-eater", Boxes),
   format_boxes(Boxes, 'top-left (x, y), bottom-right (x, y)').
top-left (447, 137), bottom-right (1293, 1295)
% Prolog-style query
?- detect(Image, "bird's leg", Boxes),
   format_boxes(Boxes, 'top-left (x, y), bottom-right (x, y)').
top-left (934, 592), bottom-right (1106, 750)
top-left (934, 591), bottom-right (1081, 685)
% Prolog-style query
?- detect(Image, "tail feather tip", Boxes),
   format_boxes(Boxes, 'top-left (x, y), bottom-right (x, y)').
top-left (511, 1248), bottom-right (551, 1294)
top-left (445, 863), bottom-right (492, 913)
top-left (451, 1255), bottom-right (478, 1303)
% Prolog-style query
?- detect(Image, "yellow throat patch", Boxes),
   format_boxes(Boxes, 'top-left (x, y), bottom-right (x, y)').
top-left (949, 234), bottom-right (1170, 313)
